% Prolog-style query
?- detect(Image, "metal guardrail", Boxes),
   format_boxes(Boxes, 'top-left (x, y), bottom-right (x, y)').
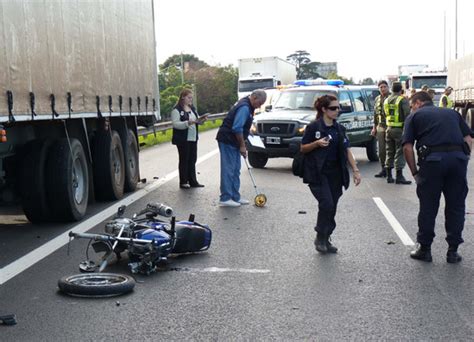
top-left (137, 112), bottom-right (226, 138)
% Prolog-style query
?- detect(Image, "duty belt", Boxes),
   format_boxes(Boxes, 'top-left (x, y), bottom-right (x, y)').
top-left (429, 145), bottom-right (463, 153)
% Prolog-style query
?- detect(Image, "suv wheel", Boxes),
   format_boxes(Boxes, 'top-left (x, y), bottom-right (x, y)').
top-left (248, 152), bottom-right (268, 168)
top-left (366, 137), bottom-right (379, 162)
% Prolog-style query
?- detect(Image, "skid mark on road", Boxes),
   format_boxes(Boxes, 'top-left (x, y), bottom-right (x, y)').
top-left (373, 197), bottom-right (415, 246)
top-left (0, 149), bottom-right (219, 286)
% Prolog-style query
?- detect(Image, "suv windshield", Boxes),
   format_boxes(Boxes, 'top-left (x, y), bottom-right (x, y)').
top-left (273, 90), bottom-right (335, 110)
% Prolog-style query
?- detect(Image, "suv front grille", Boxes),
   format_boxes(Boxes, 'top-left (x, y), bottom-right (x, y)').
top-left (257, 122), bottom-right (296, 136)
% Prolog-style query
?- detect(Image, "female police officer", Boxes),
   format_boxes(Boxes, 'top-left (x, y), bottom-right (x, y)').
top-left (301, 94), bottom-right (361, 253)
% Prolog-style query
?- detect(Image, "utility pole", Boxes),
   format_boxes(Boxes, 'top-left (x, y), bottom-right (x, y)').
top-left (443, 11), bottom-right (446, 70)
top-left (455, 0), bottom-right (458, 60)
top-left (180, 52), bottom-right (184, 84)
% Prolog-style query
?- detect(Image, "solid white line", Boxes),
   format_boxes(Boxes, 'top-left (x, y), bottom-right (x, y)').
top-left (0, 148), bottom-right (219, 285)
top-left (172, 267), bottom-right (270, 274)
top-left (373, 197), bottom-right (415, 246)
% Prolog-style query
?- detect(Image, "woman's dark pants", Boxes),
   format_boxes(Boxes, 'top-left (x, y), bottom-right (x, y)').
top-left (309, 164), bottom-right (343, 236)
top-left (177, 141), bottom-right (198, 185)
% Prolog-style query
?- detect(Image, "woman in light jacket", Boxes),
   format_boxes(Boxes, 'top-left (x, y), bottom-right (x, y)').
top-left (171, 89), bottom-right (207, 189)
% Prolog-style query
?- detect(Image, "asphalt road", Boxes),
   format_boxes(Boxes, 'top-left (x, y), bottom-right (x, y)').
top-left (1, 129), bottom-right (473, 341)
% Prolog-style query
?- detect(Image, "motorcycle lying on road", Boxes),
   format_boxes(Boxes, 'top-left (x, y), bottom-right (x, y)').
top-left (59, 203), bottom-right (212, 297)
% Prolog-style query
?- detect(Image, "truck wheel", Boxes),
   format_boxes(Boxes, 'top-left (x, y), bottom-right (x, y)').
top-left (123, 129), bottom-right (139, 192)
top-left (248, 152), bottom-right (268, 168)
top-left (366, 137), bottom-right (379, 162)
top-left (46, 138), bottom-right (89, 221)
top-left (58, 273), bottom-right (135, 297)
top-left (19, 139), bottom-right (54, 223)
top-left (93, 130), bottom-right (125, 200)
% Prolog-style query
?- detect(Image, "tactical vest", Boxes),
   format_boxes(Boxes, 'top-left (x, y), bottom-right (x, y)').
top-left (439, 94), bottom-right (454, 109)
top-left (374, 95), bottom-right (386, 125)
top-left (216, 97), bottom-right (254, 147)
top-left (384, 96), bottom-right (405, 128)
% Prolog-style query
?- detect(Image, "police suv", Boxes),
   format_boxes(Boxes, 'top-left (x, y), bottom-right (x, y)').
top-left (246, 80), bottom-right (379, 168)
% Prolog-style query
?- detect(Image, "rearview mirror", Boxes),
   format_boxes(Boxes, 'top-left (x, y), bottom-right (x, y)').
top-left (265, 105), bottom-right (272, 112)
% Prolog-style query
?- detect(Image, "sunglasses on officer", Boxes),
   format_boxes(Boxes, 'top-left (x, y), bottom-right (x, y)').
top-left (327, 106), bottom-right (340, 111)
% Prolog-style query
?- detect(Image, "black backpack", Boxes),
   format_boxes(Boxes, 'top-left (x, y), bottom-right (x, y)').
top-left (292, 153), bottom-right (305, 177)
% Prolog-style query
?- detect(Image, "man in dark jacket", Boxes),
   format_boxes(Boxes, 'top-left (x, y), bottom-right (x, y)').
top-left (216, 90), bottom-right (266, 207)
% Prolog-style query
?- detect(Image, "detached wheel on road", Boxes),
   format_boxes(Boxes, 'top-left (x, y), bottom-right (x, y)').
top-left (19, 139), bottom-right (54, 223)
top-left (366, 137), bottom-right (379, 162)
top-left (58, 273), bottom-right (135, 297)
top-left (122, 129), bottom-right (139, 192)
top-left (46, 138), bottom-right (89, 221)
top-left (248, 152), bottom-right (268, 168)
top-left (93, 130), bottom-right (125, 200)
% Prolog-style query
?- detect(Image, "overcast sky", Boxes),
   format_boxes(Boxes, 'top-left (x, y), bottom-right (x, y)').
top-left (154, 0), bottom-right (473, 82)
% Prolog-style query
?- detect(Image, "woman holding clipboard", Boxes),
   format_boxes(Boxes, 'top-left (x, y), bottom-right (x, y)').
top-left (171, 89), bottom-right (208, 189)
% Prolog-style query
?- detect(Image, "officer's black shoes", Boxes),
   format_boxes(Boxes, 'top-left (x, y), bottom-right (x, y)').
top-left (410, 244), bottom-right (432, 262)
top-left (386, 168), bottom-right (395, 183)
top-left (314, 233), bottom-right (327, 253)
top-left (395, 170), bottom-right (412, 185)
top-left (447, 247), bottom-right (462, 263)
top-left (374, 168), bottom-right (387, 178)
top-left (326, 237), bottom-right (338, 253)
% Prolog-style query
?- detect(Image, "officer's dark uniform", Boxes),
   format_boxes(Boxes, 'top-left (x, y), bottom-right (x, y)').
top-left (402, 104), bottom-right (470, 257)
top-left (302, 118), bottom-right (350, 251)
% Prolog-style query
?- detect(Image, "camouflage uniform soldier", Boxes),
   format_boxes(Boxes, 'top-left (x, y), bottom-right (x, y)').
top-left (371, 80), bottom-right (390, 178)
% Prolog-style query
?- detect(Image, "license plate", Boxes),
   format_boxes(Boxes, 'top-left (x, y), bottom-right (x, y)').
top-left (266, 136), bottom-right (281, 144)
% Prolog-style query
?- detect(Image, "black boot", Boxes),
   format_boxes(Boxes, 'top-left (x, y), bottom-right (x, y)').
top-left (447, 246), bottom-right (462, 263)
top-left (326, 236), bottom-right (338, 253)
top-left (386, 168), bottom-right (394, 183)
top-left (410, 244), bottom-right (432, 262)
top-left (374, 167), bottom-right (387, 178)
top-left (395, 170), bottom-right (412, 185)
top-left (314, 233), bottom-right (327, 253)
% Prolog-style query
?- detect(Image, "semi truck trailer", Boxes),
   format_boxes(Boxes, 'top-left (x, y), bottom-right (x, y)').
top-left (0, 0), bottom-right (160, 223)
top-left (448, 53), bottom-right (474, 129)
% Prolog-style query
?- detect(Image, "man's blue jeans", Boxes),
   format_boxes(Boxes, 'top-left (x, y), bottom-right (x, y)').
top-left (219, 142), bottom-right (241, 202)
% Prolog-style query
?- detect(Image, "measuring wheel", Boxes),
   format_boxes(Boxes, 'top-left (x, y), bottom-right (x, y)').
top-left (254, 194), bottom-right (267, 207)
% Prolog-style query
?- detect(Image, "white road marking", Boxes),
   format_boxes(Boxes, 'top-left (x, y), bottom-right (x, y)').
top-left (373, 197), bottom-right (415, 246)
top-left (0, 148), bottom-right (219, 285)
top-left (172, 267), bottom-right (270, 274)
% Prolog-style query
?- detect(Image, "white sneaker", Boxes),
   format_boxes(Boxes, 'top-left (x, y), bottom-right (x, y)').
top-left (238, 198), bottom-right (250, 205)
top-left (219, 199), bottom-right (241, 207)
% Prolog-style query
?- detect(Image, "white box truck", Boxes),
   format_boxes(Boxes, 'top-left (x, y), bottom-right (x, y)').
top-left (0, 0), bottom-right (159, 223)
top-left (404, 71), bottom-right (447, 104)
top-left (237, 57), bottom-right (296, 99)
top-left (448, 53), bottom-right (474, 128)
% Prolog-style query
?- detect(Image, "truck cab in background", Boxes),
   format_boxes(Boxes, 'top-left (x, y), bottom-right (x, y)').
top-left (237, 57), bottom-right (297, 99)
top-left (405, 71), bottom-right (447, 104)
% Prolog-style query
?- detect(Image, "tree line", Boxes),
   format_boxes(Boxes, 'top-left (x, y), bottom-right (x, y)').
top-left (158, 51), bottom-right (374, 119)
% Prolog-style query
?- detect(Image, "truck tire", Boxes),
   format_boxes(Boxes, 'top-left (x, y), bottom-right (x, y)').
top-left (93, 130), bottom-right (125, 200)
top-left (248, 152), bottom-right (268, 168)
top-left (366, 137), bottom-right (379, 162)
top-left (46, 138), bottom-right (89, 221)
top-left (58, 273), bottom-right (135, 297)
top-left (19, 139), bottom-right (54, 223)
top-left (123, 129), bottom-right (139, 192)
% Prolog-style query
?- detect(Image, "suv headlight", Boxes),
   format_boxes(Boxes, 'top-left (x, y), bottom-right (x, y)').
top-left (250, 123), bottom-right (258, 134)
top-left (297, 124), bottom-right (306, 135)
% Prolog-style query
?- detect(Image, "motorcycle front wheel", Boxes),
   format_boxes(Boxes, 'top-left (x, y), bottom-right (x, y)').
top-left (58, 273), bottom-right (135, 297)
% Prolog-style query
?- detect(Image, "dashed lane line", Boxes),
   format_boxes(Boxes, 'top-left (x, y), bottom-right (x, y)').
top-left (0, 148), bottom-right (219, 285)
top-left (373, 197), bottom-right (415, 246)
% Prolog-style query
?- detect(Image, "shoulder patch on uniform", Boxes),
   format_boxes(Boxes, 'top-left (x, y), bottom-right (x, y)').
top-left (315, 131), bottom-right (321, 139)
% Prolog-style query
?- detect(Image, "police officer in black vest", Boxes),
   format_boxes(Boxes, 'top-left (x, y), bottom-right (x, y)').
top-left (301, 94), bottom-right (361, 253)
top-left (402, 91), bottom-right (472, 263)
